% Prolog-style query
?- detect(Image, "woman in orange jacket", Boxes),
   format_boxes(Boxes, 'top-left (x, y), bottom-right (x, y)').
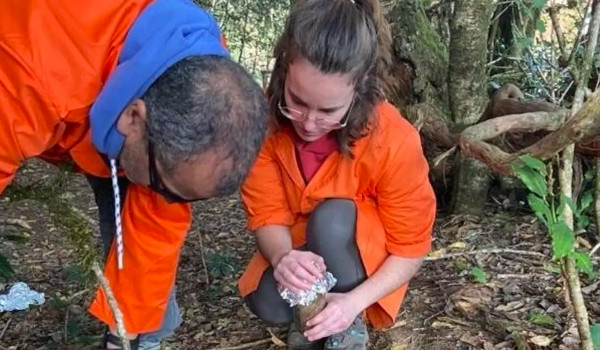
top-left (237, 0), bottom-right (436, 349)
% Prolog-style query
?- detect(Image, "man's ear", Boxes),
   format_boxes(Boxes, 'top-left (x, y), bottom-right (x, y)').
top-left (116, 99), bottom-right (147, 136)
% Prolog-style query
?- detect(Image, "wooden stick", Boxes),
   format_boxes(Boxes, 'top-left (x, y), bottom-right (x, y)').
top-left (0, 218), bottom-right (31, 230)
top-left (496, 273), bottom-right (553, 279)
top-left (92, 262), bottom-right (130, 350)
top-left (559, 1), bottom-right (600, 349)
top-left (424, 248), bottom-right (545, 261)
top-left (64, 309), bottom-right (68, 342)
top-left (591, 242), bottom-right (600, 257)
top-left (0, 319), bottom-right (11, 340)
top-left (198, 233), bottom-right (210, 286)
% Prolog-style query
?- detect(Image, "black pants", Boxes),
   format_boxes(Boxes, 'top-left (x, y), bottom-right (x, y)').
top-left (85, 175), bottom-right (129, 259)
top-left (245, 199), bottom-right (367, 325)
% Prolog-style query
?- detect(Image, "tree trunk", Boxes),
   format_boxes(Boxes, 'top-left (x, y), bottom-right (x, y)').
top-left (559, 2), bottom-right (600, 349)
top-left (447, 0), bottom-right (495, 215)
top-left (237, 0), bottom-right (251, 63)
top-left (386, 0), bottom-right (449, 115)
top-left (385, 0), bottom-right (455, 202)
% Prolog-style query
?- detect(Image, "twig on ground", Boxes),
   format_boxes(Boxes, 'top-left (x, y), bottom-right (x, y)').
top-left (198, 233), bottom-right (210, 286)
top-left (496, 273), bottom-right (553, 279)
top-left (0, 219), bottom-right (31, 230)
top-left (382, 320), bottom-right (408, 332)
top-left (424, 248), bottom-right (545, 261)
top-left (92, 262), bottom-right (130, 350)
top-left (423, 311), bottom-right (445, 326)
top-left (64, 309), bottom-right (69, 342)
top-left (591, 242), bottom-right (600, 256)
top-left (69, 206), bottom-right (98, 228)
top-left (0, 319), bottom-right (12, 340)
top-left (67, 289), bottom-right (88, 301)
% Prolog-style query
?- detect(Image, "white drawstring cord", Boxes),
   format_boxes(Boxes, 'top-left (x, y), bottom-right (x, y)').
top-left (110, 159), bottom-right (124, 270)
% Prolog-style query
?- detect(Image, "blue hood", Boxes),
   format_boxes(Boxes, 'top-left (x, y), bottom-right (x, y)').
top-left (90, 0), bottom-right (229, 159)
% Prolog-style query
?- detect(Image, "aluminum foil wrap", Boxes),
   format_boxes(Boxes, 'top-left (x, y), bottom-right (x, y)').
top-left (0, 282), bottom-right (45, 312)
top-left (279, 272), bottom-right (337, 307)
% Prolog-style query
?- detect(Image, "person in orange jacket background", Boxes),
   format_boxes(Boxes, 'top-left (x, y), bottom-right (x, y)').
top-left (237, 0), bottom-right (436, 349)
top-left (0, 0), bottom-right (267, 348)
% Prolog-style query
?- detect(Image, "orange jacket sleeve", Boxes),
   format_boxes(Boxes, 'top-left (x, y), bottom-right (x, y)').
top-left (89, 184), bottom-right (192, 333)
top-left (375, 121), bottom-right (436, 258)
top-left (0, 53), bottom-right (61, 194)
top-left (241, 138), bottom-right (295, 231)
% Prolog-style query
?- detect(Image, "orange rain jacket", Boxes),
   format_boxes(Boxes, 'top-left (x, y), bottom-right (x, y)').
top-left (238, 102), bottom-right (436, 329)
top-left (0, 0), bottom-right (226, 333)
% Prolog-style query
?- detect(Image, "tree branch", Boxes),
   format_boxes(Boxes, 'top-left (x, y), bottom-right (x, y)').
top-left (567, 0), bottom-right (592, 76)
top-left (548, 5), bottom-right (568, 62)
top-left (459, 110), bottom-right (569, 174)
top-left (458, 87), bottom-right (600, 175)
top-left (92, 262), bottom-right (130, 350)
top-left (519, 88), bottom-right (600, 159)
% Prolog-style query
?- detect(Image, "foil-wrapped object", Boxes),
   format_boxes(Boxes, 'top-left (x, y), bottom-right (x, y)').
top-left (0, 282), bottom-right (45, 312)
top-left (279, 272), bottom-right (337, 307)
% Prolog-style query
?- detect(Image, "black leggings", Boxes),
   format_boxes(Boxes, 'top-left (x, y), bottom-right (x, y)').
top-left (245, 199), bottom-right (366, 325)
top-left (85, 175), bottom-right (129, 259)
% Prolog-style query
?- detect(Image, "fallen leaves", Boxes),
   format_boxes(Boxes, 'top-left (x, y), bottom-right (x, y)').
top-left (529, 335), bottom-right (552, 347)
top-left (447, 283), bottom-right (497, 316)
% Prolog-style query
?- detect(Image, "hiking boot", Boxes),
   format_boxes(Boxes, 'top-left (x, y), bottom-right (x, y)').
top-left (287, 321), bottom-right (323, 350)
top-left (323, 317), bottom-right (368, 350)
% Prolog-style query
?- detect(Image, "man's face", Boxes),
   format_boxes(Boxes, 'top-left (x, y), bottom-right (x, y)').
top-left (116, 99), bottom-right (231, 202)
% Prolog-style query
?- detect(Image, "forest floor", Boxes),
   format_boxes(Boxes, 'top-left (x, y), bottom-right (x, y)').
top-left (1, 159), bottom-right (599, 350)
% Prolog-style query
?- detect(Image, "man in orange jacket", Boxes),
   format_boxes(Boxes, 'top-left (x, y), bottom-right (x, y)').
top-left (0, 0), bottom-right (267, 348)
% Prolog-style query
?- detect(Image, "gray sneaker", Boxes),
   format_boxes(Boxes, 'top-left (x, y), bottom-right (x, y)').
top-left (323, 317), bottom-right (368, 350)
top-left (287, 321), bottom-right (324, 350)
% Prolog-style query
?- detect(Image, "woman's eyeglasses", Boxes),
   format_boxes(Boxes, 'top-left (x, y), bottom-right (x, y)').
top-left (277, 98), bottom-right (354, 130)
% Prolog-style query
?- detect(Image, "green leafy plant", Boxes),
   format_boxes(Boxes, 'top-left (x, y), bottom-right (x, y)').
top-left (572, 169), bottom-right (597, 232)
top-left (591, 324), bottom-right (600, 350)
top-left (0, 254), bottom-right (14, 281)
top-left (471, 267), bottom-right (487, 284)
top-left (529, 312), bottom-right (556, 328)
top-left (64, 264), bottom-right (87, 286)
top-left (512, 155), bottom-right (593, 278)
top-left (206, 251), bottom-right (239, 279)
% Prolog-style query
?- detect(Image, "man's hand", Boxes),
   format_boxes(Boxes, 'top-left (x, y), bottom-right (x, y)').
top-left (273, 250), bottom-right (326, 292)
top-left (303, 292), bottom-right (361, 341)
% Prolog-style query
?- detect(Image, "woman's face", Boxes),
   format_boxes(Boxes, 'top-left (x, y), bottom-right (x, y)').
top-left (283, 57), bottom-right (355, 142)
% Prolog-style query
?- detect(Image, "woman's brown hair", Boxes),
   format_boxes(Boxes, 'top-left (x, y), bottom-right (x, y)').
top-left (266, 0), bottom-right (396, 156)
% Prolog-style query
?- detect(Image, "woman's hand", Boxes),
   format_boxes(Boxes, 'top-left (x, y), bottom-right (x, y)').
top-left (273, 250), bottom-right (326, 292)
top-left (303, 293), bottom-right (362, 341)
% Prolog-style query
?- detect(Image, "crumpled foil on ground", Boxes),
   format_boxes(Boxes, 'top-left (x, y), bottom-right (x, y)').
top-left (0, 282), bottom-right (45, 312)
top-left (279, 272), bottom-right (337, 307)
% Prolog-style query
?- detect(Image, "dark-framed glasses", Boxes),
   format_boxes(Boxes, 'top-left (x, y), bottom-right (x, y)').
top-left (148, 141), bottom-right (201, 203)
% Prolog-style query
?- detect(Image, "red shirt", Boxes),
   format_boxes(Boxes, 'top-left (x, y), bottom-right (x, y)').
top-left (293, 133), bottom-right (339, 182)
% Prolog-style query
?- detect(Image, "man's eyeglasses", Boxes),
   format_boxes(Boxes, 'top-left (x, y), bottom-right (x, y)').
top-left (277, 97), bottom-right (354, 130)
top-left (148, 141), bottom-right (200, 203)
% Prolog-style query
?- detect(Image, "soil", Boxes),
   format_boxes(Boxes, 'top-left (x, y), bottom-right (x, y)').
top-left (1, 159), bottom-right (599, 350)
